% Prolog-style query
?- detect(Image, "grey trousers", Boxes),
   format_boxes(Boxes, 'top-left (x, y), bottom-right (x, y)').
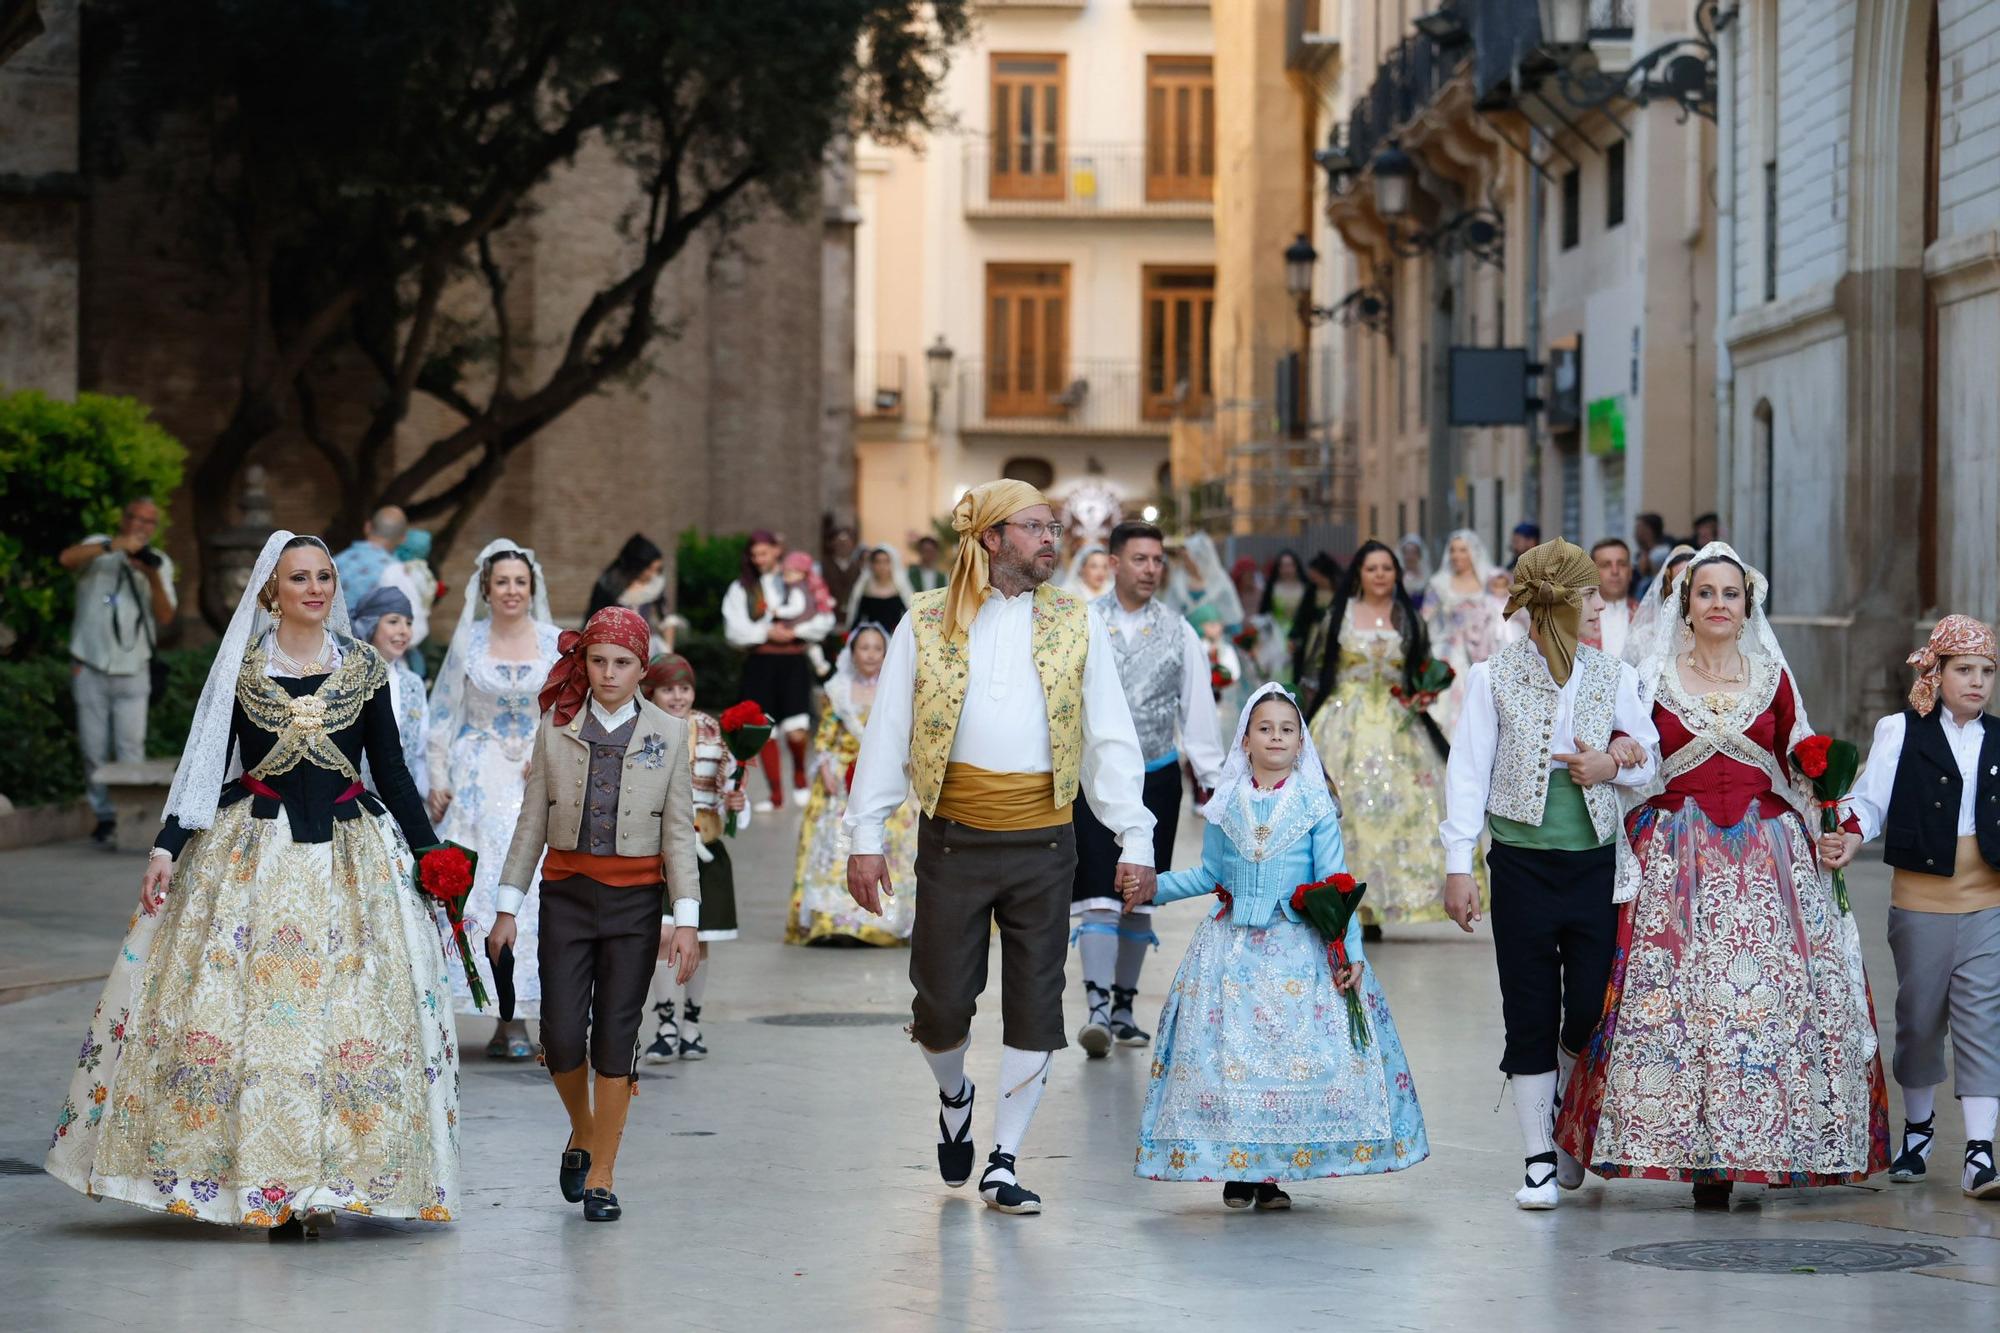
top-left (72, 664), bottom-right (149, 820)
top-left (1887, 904), bottom-right (2000, 1096)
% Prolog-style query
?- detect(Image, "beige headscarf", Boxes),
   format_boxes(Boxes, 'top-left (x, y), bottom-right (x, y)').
top-left (1907, 614), bottom-right (1998, 717)
top-left (944, 479), bottom-right (1050, 640)
top-left (1504, 538), bottom-right (1601, 686)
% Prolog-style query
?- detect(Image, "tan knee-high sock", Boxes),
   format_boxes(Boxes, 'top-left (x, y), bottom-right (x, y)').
top-left (550, 1065), bottom-right (596, 1156)
top-left (585, 1073), bottom-right (634, 1190)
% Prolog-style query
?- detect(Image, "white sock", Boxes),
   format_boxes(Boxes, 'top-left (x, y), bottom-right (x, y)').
top-left (922, 1040), bottom-right (973, 1142)
top-left (1964, 1095), bottom-right (2000, 1145)
top-left (1904, 1083), bottom-right (1937, 1126)
top-left (649, 960), bottom-right (678, 1010)
top-left (684, 963), bottom-right (708, 1010)
top-left (1513, 1071), bottom-right (1556, 1158)
top-left (1077, 910), bottom-right (1117, 1007)
top-left (990, 1045), bottom-right (1052, 1180)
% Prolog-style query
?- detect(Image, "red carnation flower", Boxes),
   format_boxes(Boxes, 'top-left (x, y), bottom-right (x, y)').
top-left (419, 846), bottom-right (474, 902)
top-left (1330, 873), bottom-right (1357, 894)
top-left (719, 701), bottom-right (772, 733)
top-left (1792, 734), bottom-right (1833, 779)
top-left (1290, 884), bottom-right (1309, 912)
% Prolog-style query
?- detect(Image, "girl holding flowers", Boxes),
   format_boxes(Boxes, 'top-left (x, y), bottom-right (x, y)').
top-left (1127, 683), bottom-right (1428, 1209)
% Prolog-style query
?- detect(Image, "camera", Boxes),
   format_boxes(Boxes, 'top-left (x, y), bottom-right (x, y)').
top-left (131, 546), bottom-right (164, 569)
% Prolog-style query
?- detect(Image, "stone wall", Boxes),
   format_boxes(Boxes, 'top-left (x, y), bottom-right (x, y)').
top-left (0, 0), bottom-right (78, 396)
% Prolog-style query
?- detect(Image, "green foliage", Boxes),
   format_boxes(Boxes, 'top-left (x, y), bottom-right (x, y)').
top-left (0, 390), bottom-right (187, 657)
top-left (673, 631), bottom-right (747, 715)
top-left (0, 646), bottom-right (214, 807)
top-left (675, 529), bottom-right (749, 635)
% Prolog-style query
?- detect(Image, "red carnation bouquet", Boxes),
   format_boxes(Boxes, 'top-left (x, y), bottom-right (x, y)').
top-left (1289, 873), bottom-right (1371, 1049)
top-left (1791, 732), bottom-right (1862, 913)
top-left (1389, 658), bottom-right (1455, 722)
top-left (413, 842), bottom-right (487, 1009)
top-left (1232, 625), bottom-right (1260, 654)
top-left (1210, 661), bottom-right (1235, 692)
top-left (718, 701), bottom-right (774, 835)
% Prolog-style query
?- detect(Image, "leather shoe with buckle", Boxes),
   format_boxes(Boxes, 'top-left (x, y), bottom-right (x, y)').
top-left (583, 1187), bottom-right (622, 1222)
top-left (560, 1143), bottom-right (591, 1203)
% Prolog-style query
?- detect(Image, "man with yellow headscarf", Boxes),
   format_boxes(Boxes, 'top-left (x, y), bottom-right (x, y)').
top-left (1437, 537), bottom-right (1659, 1210)
top-left (845, 480), bottom-right (1156, 1216)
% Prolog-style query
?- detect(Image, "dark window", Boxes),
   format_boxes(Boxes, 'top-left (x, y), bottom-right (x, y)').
top-left (1001, 456), bottom-right (1055, 490)
top-left (1763, 160), bottom-right (1779, 302)
top-left (1606, 141), bottom-right (1626, 228)
top-left (1560, 168), bottom-right (1581, 250)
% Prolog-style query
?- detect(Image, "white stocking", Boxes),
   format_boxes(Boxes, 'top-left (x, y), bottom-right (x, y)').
top-left (922, 1040), bottom-right (973, 1143)
top-left (1964, 1095), bottom-right (1999, 1144)
top-left (1904, 1083), bottom-right (1937, 1125)
top-left (989, 1045), bottom-right (1051, 1183)
top-left (1513, 1071), bottom-right (1556, 1157)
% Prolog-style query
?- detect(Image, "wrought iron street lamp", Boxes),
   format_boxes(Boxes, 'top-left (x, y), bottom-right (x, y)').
top-left (1368, 145), bottom-right (1508, 267)
top-left (924, 335), bottom-right (954, 421)
top-left (1535, 0), bottom-right (1734, 123)
top-left (1284, 235), bottom-right (1394, 338)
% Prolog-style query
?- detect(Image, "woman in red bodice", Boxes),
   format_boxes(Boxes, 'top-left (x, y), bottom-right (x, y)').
top-left (1555, 546), bottom-right (1888, 1207)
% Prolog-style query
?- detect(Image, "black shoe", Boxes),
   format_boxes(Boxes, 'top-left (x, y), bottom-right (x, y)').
top-left (1254, 1183), bottom-right (1292, 1211)
top-left (267, 1215), bottom-right (305, 1241)
top-left (678, 1002), bottom-right (707, 1060)
top-left (560, 1143), bottom-right (591, 1203)
top-left (90, 818), bottom-right (115, 846)
top-left (643, 1000), bottom-right (678, 1065)
top-left (1965, 1141), bottom-right (1999, 1200)
top-left (1077, 982), bottom-right (1112, 1058)
top-left (1361, 922), bottom-right (1383, 944)
top-left (978, 1150), bottom-right (1041, 1215)
top-left (1222, 1182), bottom-right (1257, 1210)
top-left (1691, 1179), bottom-right (1734, 1209)
top-left (1109, 985), bottom-right (1151, 1047)
top-left (937, 1078), bottom-right (976, 1187)
top-left (582, 1187), bottom-right (621, 1221)
top-left (1890, 1115), bottom-right (1935, 1181)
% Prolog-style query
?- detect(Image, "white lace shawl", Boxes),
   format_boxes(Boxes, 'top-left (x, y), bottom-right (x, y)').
top-left (1202, 681), bottom-right (1337, 861)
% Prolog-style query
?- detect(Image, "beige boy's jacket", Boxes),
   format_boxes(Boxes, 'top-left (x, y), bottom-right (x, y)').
top-left (500, 696), bottom-right (703, 900)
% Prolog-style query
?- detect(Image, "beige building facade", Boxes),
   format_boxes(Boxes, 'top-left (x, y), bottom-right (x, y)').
top-left (853, 0), bottom-right (1215, 553)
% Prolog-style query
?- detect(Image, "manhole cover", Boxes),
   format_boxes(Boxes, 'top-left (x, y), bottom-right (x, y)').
top-left (0, 1157), bottom-right (43, 1177)
top-left (752, 1012), bottom-right (906, 1028)
top-left (1611, 1239), bottom-right (1953, 1275)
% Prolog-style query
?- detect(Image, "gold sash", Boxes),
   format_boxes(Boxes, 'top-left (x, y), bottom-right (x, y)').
top-left (1891, 835), bottom-right (2000, 913)
top-left (932, 764), bottom-right (1071, 831)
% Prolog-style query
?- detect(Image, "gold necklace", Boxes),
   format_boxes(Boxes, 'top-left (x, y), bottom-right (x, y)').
top-left (271, 632), bottom-right (331, 676)
top-left (1684, 652), bottom-right (1744, 687)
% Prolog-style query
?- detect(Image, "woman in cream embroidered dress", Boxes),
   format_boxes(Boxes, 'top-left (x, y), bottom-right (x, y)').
top-left (426, 540), bottom-right (562, 1048)
top-left (1424, 529), bottom-right (1504, 737)
top-left (1556, 546), bottom-right (1888, 1202)
top-left (1307, 542), bottom-right (1474, 926)
top-left (45, 533), bottom-right (458, 1231)
top-left (789, 623), bottom-right (918, 945)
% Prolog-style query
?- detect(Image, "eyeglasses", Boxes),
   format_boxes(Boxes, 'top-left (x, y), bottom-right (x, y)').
top-left (1000, 520), bottom-right (1065, 542)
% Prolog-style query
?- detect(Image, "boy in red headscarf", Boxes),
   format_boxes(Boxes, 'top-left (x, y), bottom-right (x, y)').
top-left (492, 607), bottom-right (703, 1222)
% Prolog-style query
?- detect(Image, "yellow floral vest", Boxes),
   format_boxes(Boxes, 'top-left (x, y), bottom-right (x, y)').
top-left (907, 583), bottom-right (1090, 816)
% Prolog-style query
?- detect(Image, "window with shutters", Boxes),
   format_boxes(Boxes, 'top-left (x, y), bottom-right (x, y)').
top-left (1141, 265), bottom-right (1214, 420)
top-left (990, 54), bottom-right (1066, 202)
top-left (985, 263), bottom-right (1070, 418)
top-left (1145, 56), bottom-right (1215, 202)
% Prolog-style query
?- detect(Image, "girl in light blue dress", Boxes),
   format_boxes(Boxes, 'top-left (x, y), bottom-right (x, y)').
top-left (1133, 682), bottom-right (1429, 1209)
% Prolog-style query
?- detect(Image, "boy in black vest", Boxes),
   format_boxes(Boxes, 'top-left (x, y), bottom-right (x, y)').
top-left (1830, 615), bottom-right (2000, 1200)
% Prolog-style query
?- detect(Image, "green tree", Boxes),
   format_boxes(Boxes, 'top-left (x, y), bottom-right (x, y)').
top-left (0, 390), bottom-right (187, 656)
top-left (674, 528), bottom-right (749, 635)
top-left (91, 0), bottom-right (970, 628)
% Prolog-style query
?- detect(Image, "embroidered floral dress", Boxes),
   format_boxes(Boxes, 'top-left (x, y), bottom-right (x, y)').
top-left (1555, 662), bottom-right (1890, 1185)
top-left (1136, 783), bottom-right (1428, 1183)
top-left (428, 619), bottom-right (563, 1014)
top-left (1424, 577), bottom-right (1503, 738)
top-left (788, 695), bottom-right (918, 945)
top-left (45, 635), bottom-right (460, 1226)
top-left (1307, 618), bottom-right (1474, 923)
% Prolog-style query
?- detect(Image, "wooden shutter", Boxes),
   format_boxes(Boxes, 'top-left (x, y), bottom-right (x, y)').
top-left (1146, 56), bottom-right (1215, 203)
top-left (985, 263), bottom-right (1069, 418)
top-left (991, 54), bottom-right (1066, 202)
top-left (1142, 265), bottom-right (1214, 420)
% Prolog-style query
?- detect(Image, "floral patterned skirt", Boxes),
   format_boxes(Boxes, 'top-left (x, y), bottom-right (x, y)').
top-left (787, 773), bottom-right (918, 946)
top-left (1555, 802), bottom-right (1889, 1185)
top-left (44, 802), bottom-right (461, 1226)
top-left (1309, 679), bottom-right (1481, 923)
top-left (1135, 914), bottom-right (1429, 1182)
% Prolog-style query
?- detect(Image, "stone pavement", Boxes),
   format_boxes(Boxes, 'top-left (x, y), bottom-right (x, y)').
top-left (0, 813), bottom-right (1993, 1332)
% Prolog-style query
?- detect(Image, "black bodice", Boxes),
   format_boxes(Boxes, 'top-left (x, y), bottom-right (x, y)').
top-left (155, 671), bottom-right (438, 857)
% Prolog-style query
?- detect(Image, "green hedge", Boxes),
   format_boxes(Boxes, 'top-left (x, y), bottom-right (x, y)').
top-left (0, 644), bottom-right (215, 807)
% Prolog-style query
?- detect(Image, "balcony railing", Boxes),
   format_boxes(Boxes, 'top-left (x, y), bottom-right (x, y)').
top-left (962, 140), bottom-right (1213, 220)
top-left (856, 352), bottom-right (907, 420)
top-left (957, 359), bottom-right (1170, 437)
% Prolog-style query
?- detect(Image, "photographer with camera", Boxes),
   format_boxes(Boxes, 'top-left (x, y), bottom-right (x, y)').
top-left (58, 497), bottom-right (177, 844)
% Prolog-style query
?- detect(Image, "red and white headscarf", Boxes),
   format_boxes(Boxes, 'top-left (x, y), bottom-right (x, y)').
top-left (539, 606), bottom-right (652, 727)
top-left (1907, 613), bottom-right (1998, 717)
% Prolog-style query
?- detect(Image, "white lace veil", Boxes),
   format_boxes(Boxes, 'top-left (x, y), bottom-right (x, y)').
top-left (1200, 681), bottom-right (1336, 858)
top-left (1622, 542), bottom-right (1698, 667)
top-left (1398, 532), bottom-right (1431, 599)
top-left (427, 537), bottom-right (554, 754)
top-left (161, 532), bottom-right (350, 831)
top-left (826, 620), bottom-right (890, 738)
top-left (1428, 528), bottom-right (1499, 602)
top-left (1063, 544), bottom-right (1111, 599)
top-left (844, 546), bottom-right (914, 626)
top-left (1169, 532), bottom-right (1245, 625)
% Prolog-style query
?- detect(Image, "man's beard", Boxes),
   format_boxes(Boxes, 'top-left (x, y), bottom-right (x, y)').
top-left (991, 544), bottom-right (1055, 588)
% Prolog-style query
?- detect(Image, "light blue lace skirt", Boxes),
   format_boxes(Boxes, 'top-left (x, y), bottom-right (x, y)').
top-left (1135, 914), bottom-right (1429, 1182)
